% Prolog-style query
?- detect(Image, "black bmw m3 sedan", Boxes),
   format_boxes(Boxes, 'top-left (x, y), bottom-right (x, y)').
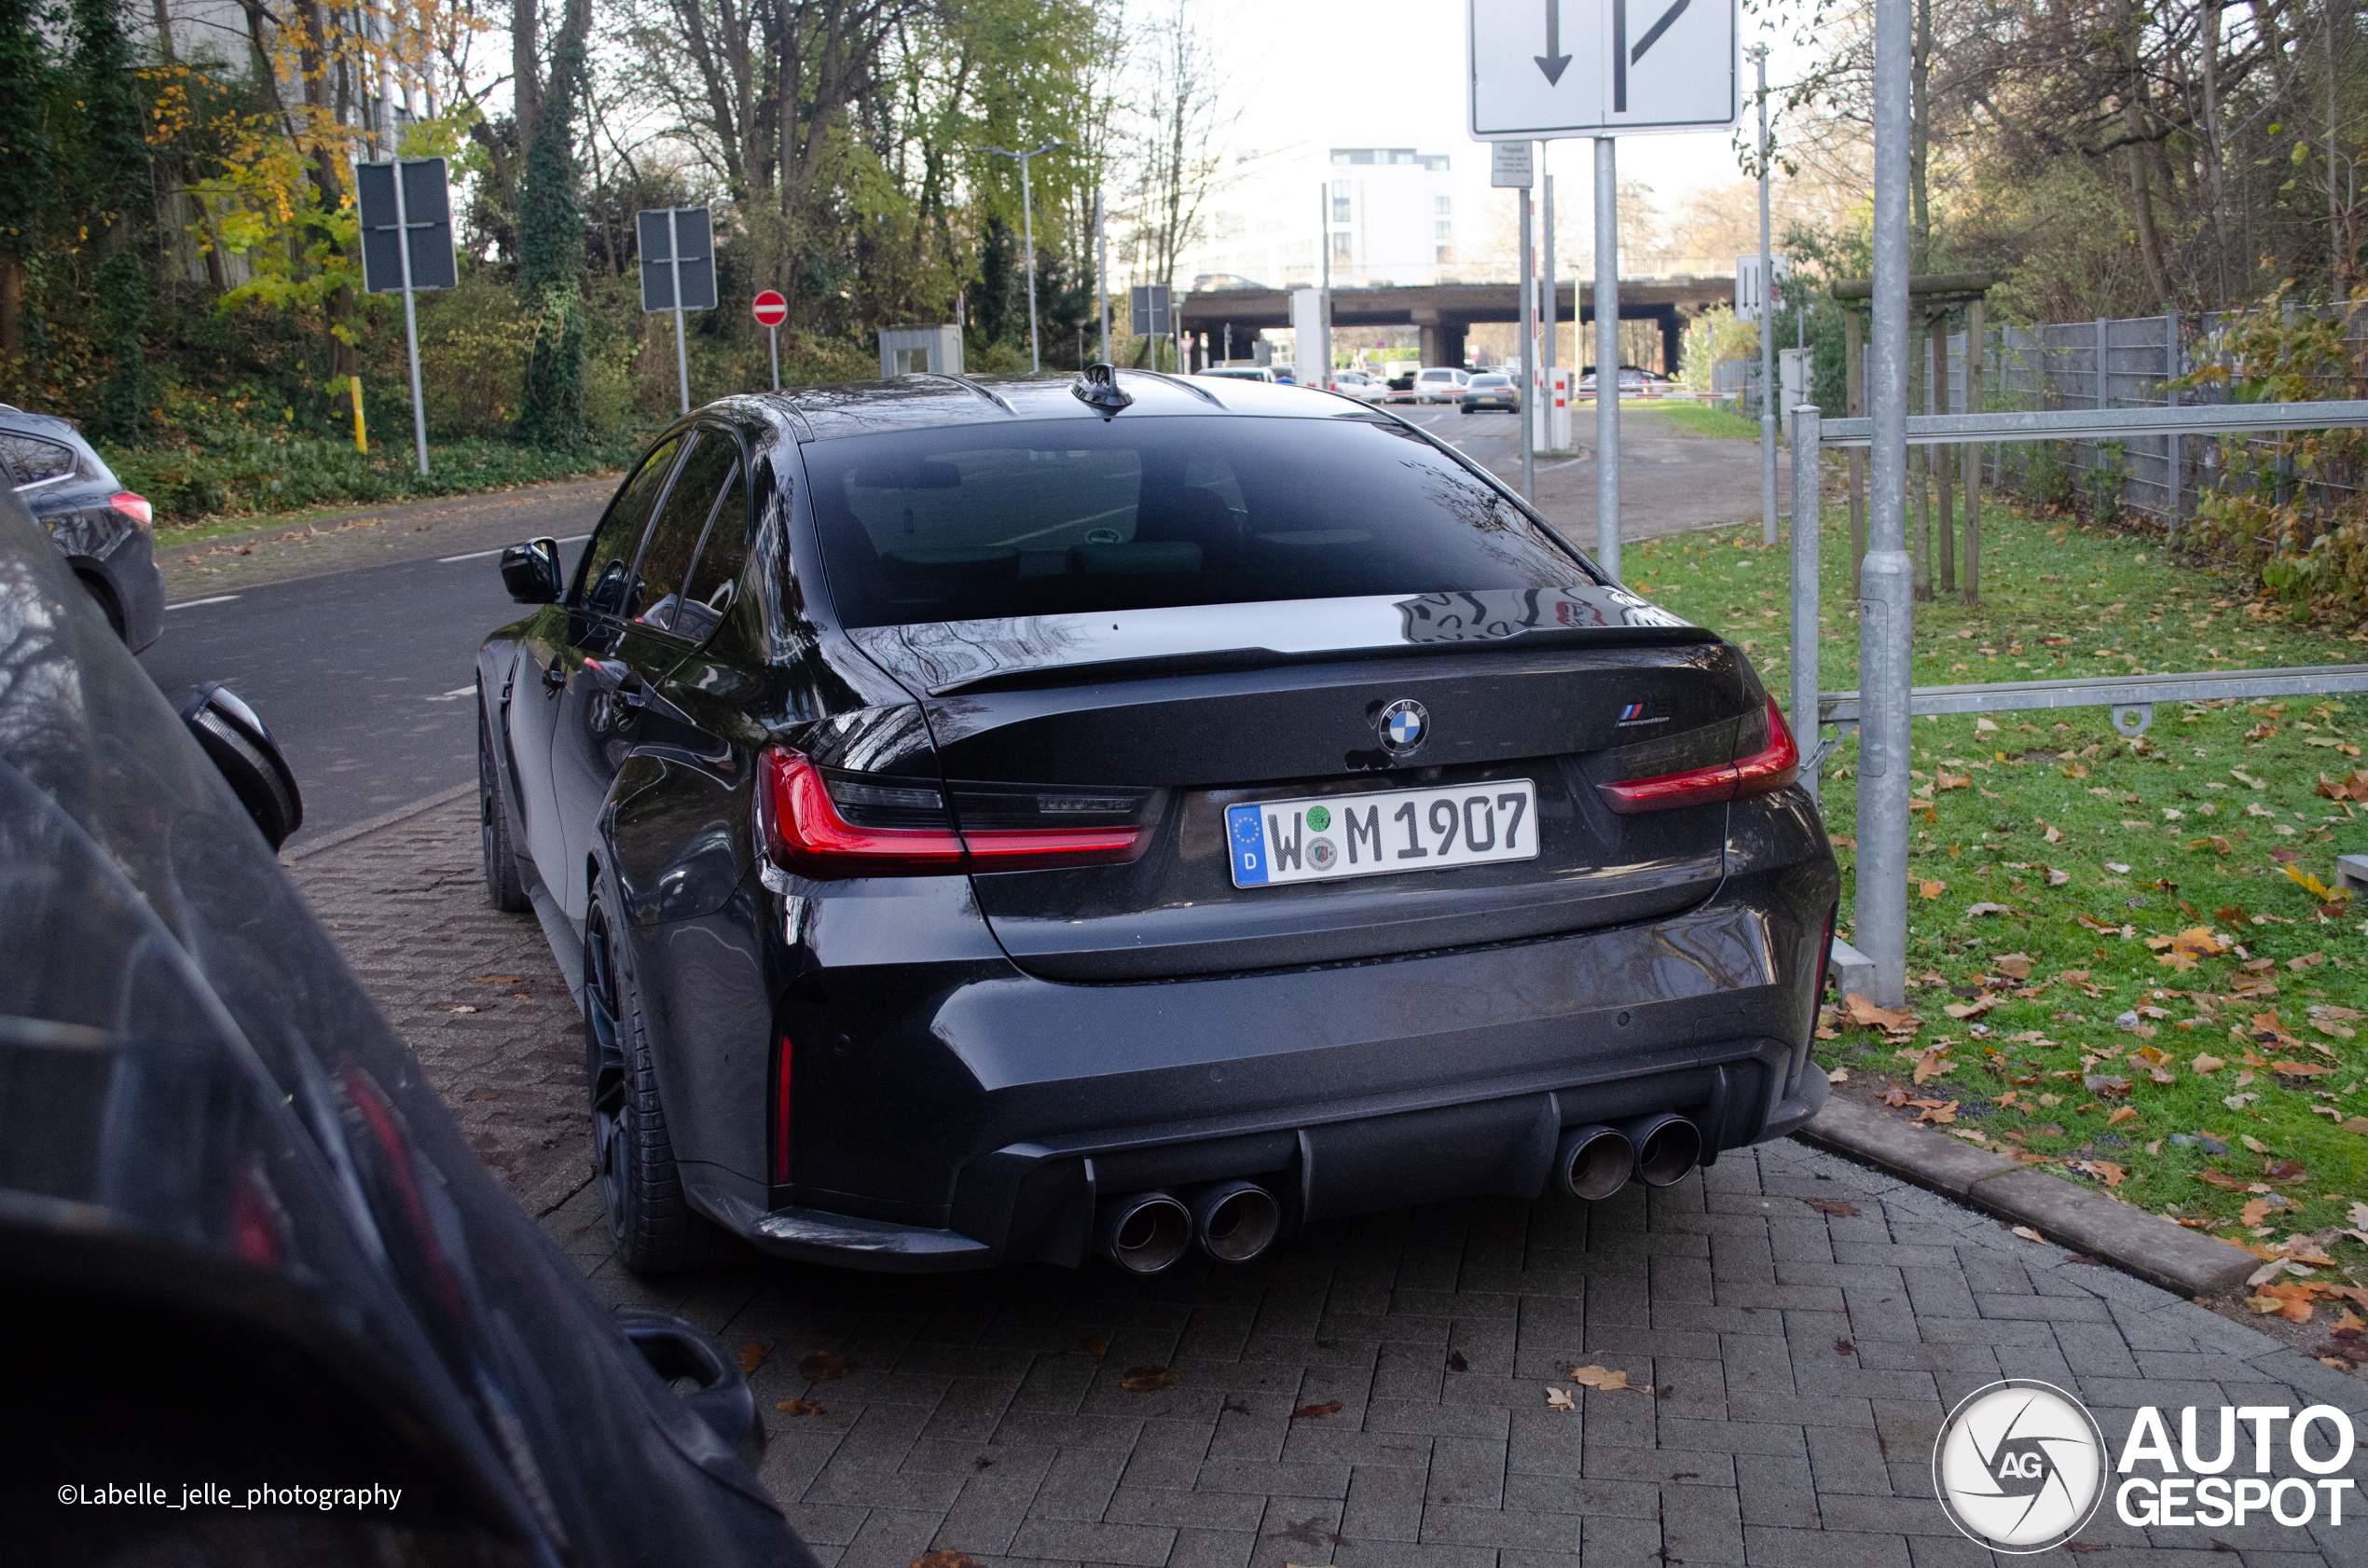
top-left (475, 368), bottom-right (1838, 1277)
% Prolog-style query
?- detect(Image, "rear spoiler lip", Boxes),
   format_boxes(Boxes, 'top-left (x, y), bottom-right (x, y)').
top-left (846, 587), bottom-right (1711, 696)
top-left (896, 626), bottom-right (1722, 696)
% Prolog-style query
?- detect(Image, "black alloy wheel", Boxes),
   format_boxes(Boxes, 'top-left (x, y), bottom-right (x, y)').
top-left (584, 886), bottom-right (730, 1273)
top-left (477, 700), bottom-right (529, 913)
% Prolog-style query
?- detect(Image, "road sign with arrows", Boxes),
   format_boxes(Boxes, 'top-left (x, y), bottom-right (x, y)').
top-left (1468, 0), bottom-right (1737, 138)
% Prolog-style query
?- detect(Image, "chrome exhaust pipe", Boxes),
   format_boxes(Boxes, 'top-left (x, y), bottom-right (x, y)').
top-left (1095, 1191), bottom-right (1191, 1274)
top-left (1188, 1180), bottom-right (1280, 1263)
top-left (1624, 1113), bottom-right (1702, 1188)
top-left (1553, 1123), bottom-right (1635, 1201)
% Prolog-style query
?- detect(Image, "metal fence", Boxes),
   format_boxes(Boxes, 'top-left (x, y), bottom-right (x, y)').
top-left (1974, 306), bottom-right (2368, 531)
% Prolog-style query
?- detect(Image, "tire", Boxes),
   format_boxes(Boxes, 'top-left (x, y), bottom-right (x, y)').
top-left (75, 571), bottom-right (126, 640)
top-left (585, 887), bottom-right (737, 1274)
top-left (477, 700), bottom-right (530, 913)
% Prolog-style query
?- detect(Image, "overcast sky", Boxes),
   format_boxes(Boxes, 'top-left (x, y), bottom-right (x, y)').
top-left (1211, 0), bottom-right (1810, 251)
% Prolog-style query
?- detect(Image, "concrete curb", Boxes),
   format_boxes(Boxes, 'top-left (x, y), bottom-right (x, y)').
top-left (154, 476), bottom-right (618, 570)
top-left (1796, 1095), bottom-right (2260, 1299)
top-left (281, 780), bottom-right (475, 865)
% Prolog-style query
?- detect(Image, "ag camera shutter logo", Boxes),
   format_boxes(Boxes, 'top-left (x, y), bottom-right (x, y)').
top-left (1932, 1380), bottom-right (2107, 1552)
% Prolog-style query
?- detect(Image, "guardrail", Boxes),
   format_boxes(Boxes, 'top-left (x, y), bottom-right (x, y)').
top-left (1789, 399), bottom-right (2368, 1008)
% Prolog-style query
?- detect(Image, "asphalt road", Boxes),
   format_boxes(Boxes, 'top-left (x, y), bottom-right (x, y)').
top-left (138, 535), bottom-right (590, 846)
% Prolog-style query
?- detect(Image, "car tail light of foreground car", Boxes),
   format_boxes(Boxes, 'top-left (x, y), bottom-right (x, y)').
top-left (1595, 695), bottom-right (1800, 814)
top-left (108, 491), bottom-right (153, 529)
top-left (755, 746), bottom-right (1156, 876)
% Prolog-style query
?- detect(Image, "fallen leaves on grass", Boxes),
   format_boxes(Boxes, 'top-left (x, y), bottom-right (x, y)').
top-left (1912, 1099), bottom-right (1961, 1125)
top-left (1993, 953), bottom-right (2035, 980)
top-left (798, 1351), bottom-right (857, 1382)
top-left (2316, 768), bottom-right (2368, 801)
top-left (2081, 1074), bottom-right (2133, 1097)
top-left (1121, 1365), bottom-right (1180, 1392)
top-left (2192, 1053), bottom-right (2226, 1074)
top-left (2066, 1159), bottom-right (2126, 1187)
top-left (1880, 1086), bottom-right (1910, 1107)
top-left (1964, 901), bottom-right (2015, 916)
top-left (1918, 878), bottom-right (1947, 901)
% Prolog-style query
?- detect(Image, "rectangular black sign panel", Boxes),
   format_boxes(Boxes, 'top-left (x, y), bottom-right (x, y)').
top-left (1130, 283), bottom-right (1171, 336)
top-left (638, 206), bottom-right (717, 312)
top-left (356, 158), bottom-right (457, 294)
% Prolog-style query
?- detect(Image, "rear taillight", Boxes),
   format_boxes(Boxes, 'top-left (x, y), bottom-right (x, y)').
top-left (109, 491), bottom-right (152, 529)
top-left (1597, 695), bottom-right (1800, 815)
top-left (755, 746), bottom-right (1151, 877)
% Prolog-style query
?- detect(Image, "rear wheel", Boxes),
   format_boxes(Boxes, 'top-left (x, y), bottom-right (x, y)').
top-left (477, 701), bottom-right (529, 913)
top-left (585, 887), bottom-right (735, 1274)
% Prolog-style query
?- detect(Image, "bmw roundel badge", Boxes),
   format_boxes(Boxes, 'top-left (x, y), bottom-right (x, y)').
top-left (1378, 698), bottom-right (1428, 755)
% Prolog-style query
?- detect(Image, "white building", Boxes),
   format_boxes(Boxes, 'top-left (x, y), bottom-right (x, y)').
top-left (1185, 144), bottom-right (1460, 293)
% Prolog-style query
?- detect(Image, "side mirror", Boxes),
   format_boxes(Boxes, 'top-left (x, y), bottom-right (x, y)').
top-left (179, 681), bottom-right (304, 850)
top-left (501, 537), bottom-right (563, 604)
top-left (615, 1309), bottom-right (764, 1465)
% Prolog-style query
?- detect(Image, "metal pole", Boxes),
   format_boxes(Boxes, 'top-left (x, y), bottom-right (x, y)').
top-left (669, 208), bottom-right (690, 416)
top-left (1594, 135), bottom-right (1620, 579)
top-left (1859, 0), bottom-right (1915, 1008)
top-left (391, 159), bottom-right (430, 475)
top-left (1541, 159), bottom-right (1555, 451)
top-left (1755, 46), bottom-right (1778, 546)
top-left (1096, 190), bottom-right (1110, 364)
top-left (1020, 152), bottom-right (1040, 373)
top-left (1792, 404), bottom-right (1822, 805)
top-left (2165, 311), bottom-right (2181, 531)
top-left (1319, 183), bottom-right (1331, 389)
top-left (1520, 170), bottom-right (1535, 502)
top-left (768, 324), bottom-right (779, 392)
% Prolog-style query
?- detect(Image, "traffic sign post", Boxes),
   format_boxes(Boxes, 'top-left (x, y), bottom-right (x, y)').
top-left (638, 207), bottom-right (716, 414)
top-left (356, 157), bottom-right (457, 476)
top-left (1470, 0), bottom-right (1739, 581)
top-left (751, 289), bottom-right (787, 391)
top-left (1492, 144), bottom-right (1535, 505)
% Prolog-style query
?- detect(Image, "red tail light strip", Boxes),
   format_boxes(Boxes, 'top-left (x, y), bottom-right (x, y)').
top-left (756, 747), bottom-right (1148, 877)
top-left (1597, 695), bottom-right (1801, 815)
top-left (109, 491), bottom-right (153, 528)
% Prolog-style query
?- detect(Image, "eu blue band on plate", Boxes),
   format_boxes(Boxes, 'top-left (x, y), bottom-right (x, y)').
top-left (1225, 803), bottom-right (1268, 886)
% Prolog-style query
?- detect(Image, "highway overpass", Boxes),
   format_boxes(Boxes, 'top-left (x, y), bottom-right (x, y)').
top-left (1177, 278), bottom-right (1735, 372)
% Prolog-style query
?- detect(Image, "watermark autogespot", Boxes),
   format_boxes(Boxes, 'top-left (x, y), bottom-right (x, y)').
top-left (1932, 1379), bottom-right (2359, 1550)
top-left (57, 1482), bottom-right (403, 1511)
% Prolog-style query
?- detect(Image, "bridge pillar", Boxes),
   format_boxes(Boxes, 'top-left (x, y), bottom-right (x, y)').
top-left (1659, 309), bottom-right (1683, 377)
top-left (1420, 319), bottom-right (1466, 368)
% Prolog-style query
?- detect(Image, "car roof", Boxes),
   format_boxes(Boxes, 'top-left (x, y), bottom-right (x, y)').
top-left (0, 406), bottom-right (92, 447)
top-left (736, 370), bottom-right (1376, 443)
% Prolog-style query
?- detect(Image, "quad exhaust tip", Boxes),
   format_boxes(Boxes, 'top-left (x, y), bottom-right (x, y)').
top-left (1189, 1180), bottom-right (1280, 1263)
top-left (1625, 1113), bottom-right (1702, 1189)
top-left (1096, 1191), bottom-right (1192, 1274)
top-left (1554, 1123), bottom-right (1635, 1201)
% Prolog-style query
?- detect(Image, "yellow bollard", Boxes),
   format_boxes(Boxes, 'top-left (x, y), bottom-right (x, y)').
top-left (350, 376), bottom-right (367, 453)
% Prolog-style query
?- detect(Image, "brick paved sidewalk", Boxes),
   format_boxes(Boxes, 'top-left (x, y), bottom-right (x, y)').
top-left (289, 795), bottom-right (592, 1217)
top-left (306, 796), bottom-right (2365, 1567)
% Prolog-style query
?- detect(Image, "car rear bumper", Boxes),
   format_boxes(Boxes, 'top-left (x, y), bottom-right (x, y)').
top-left (697, 792), bottom-right (1837, 1272)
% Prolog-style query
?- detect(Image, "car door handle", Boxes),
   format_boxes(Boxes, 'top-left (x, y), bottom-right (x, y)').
top-left (616, 671), bottom-right (647, 710)
top-left (542, 663), bottom-right (567, 692)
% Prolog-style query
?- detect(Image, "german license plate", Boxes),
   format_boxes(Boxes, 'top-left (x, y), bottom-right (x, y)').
top-left (1225, 779), bottom-right (1537, 888)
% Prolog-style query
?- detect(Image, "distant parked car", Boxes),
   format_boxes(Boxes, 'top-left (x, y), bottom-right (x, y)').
top-left (0, 404), bottom-right (162, 650)
top-left (1577, 367), bottom-right (1668, 401)
top-left (1459, 373), bottom-right (1521, 414)
top-left (1199, 364), bottom-right (1278, 384)
top-left (1327, 370), bottom-right (1386, 401)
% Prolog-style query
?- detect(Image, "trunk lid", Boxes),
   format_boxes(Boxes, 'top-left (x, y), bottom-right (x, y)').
top-left (847, 591), bottom-right (1753, 982)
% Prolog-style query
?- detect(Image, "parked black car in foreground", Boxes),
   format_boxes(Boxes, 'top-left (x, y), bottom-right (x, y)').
top-left (2, 403), bottom-right (164, 650)
top-left (476, 367), bottom-right (1838, 1277)
top-left (0, 488), bottom-right (805, 1564)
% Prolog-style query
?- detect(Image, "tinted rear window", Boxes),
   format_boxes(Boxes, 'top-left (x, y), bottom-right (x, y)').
top-left (805, 415), bottom-right (1595, 628)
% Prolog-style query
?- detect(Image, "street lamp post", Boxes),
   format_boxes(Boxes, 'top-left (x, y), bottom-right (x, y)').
top-left (1751, 43), bottom-right (1777, 547)
top-left (981, 141), bottom-right (1062, 372)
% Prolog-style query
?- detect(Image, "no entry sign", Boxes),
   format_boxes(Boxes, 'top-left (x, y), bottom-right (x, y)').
top-left (751, 290), bottom-right (788, 326)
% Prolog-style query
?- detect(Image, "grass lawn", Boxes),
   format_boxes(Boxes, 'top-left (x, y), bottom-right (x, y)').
top-left (1621, 400), bottom-right (1762, 440)
top-left (1623, 483), bottom-right (2368, 1287)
